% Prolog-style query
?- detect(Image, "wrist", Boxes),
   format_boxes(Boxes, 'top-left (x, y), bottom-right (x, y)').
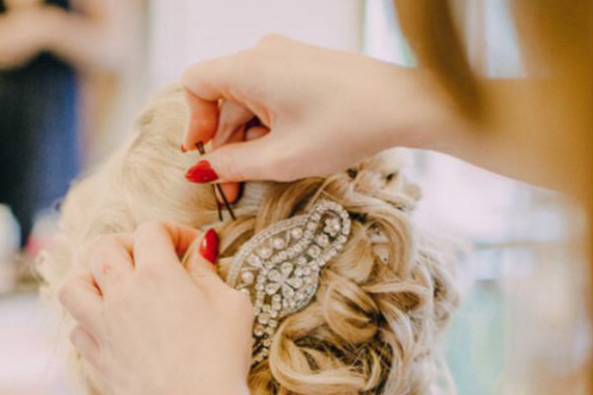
top-left (379, 66), bottom-right (470, 154)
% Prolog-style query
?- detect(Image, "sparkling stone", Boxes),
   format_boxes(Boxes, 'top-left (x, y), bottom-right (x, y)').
top-left (263, 339), bottom-right (272, 347)
top-left (272, 294), bottom-right (282, 303)
top-left (316, 234), bottom-right (330, 247)
top-left (295, 268), bottom-right (303, 277)
top-left (308, 245), bottom-right (321, 258)
top-left (254, 325), bottom-right (265, 337)
top-left (296, 256), bottom-right (307, 265)
top-left (247, 255), bottom-right (263, 267)
top-left (302, 267), bottom-right (311, 276)
top-left (281, 261), bottom-right (294, 274)
top-left (270, 309), bottom-right (279, 318)
top-left (287, 277), bottom-right (303, 288)
top-left (258, 313), bottom-right (270, 324)
top-left (256, 283), bottom-right (265, 291)
top-left (269, 319), bottom-right (278, 328)
top-left (240, 271), bottom-right (255, 285)
top-left (266, 283), bottom-right (281, 295)
top-left (295, 292), bottom-right (305, 301)
top-left (268, 270), bottom-right (282, 282)
top-left (240, 288), bottom-right (251, 297)
top-left (272, 302), bottom-right (282, 311)
top-left (306, 222), bottom-right (317, 231)
top-left (282, 285), bottom-right (295, 298)
top-left (290, 228), bottom-right (303, 239)
top-left (257, 246), bottom-right (273, 259)
top-left (272, 237), bottom-right (286, 250)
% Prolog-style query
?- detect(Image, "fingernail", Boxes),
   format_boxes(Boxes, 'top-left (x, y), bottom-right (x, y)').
top-left (199, 228), bottom-right (219, 264)
top-left (180, 144), bottom-right (187, 153)
top-left (185, 160), bottom-right (219, 183)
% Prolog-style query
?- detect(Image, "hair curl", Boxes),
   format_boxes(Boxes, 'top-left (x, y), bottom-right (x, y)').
top-left (39, 86), bottom-right (460, 395)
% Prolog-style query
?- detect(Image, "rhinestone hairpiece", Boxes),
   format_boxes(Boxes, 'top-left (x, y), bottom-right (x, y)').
top-left (227, 200), bottom-right (351, 363)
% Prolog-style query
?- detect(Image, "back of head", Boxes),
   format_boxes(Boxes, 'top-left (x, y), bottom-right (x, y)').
top-left (40, 86), bottom-right (460, 395)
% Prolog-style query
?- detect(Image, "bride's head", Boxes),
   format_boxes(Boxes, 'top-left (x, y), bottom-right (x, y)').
top-left (40, 86), bottom-right (459, 395)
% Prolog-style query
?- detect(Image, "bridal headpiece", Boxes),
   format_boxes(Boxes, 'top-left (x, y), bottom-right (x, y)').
top-left (227, 200), bottom-right (352, 363)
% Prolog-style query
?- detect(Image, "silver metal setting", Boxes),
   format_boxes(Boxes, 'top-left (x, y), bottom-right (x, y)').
top-left (227, 200), bottom-right (351, 363)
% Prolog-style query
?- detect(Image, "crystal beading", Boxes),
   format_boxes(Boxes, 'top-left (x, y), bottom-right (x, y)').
top-left (226, 200), bottom-right (351, 363)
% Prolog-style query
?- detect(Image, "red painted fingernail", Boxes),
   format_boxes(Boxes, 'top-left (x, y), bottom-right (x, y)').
top-left (199, 229), bottom-right (219, 264)
top-left (185, 160), bottom-right (219, 183)
top-left (180, 144), bottom-right (187, 153)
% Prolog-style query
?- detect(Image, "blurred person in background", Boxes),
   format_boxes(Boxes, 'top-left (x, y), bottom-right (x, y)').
top-left (0, 0), bottom-right (140, 254)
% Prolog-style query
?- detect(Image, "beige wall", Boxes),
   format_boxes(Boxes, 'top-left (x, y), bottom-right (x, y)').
top-left (147, 0), bottom-right (364, 91)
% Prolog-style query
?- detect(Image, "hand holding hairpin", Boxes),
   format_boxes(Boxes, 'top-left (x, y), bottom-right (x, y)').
top-left (195, 141), bottom-right (236, 221)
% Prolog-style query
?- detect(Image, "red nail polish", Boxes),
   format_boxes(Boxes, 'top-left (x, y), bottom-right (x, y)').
top-left (199, 229), bottom-right (219, 264)
top-left (185, 160), bottom-right (219, 183)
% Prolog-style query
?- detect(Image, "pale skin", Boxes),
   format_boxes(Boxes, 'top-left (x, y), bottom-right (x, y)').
top-left (61, 35), bottom-right (588, 394)
top-left (60, 223), bottom-right (253, 395)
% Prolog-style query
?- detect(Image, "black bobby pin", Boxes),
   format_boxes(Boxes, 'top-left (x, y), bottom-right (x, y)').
top-left (196, 142), bottom-right (237, 221)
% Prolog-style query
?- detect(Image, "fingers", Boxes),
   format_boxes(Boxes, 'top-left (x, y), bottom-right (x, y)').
top-left (87, 235), bottom-right (134, 295)
top-left (132, 222), bottom-right (201, 272)
top-left (59, 273), bottom-right (102, 330)
top-left (183, 90), bottom-right (220, 151)
top-left (181, 52), bottom-right (257, 150)
top-left (186, 129), bottom-right (283, 183)
top-left (216, 127), bottom-right (268, 203)
top-left (217, 123), bottom-right (247, 204)
top-left (181, 51), bottom-right (254, 101)
top-left (70, 325), bottom-right (101, 368)
top-left (211, 100), bottom-right (254, 150)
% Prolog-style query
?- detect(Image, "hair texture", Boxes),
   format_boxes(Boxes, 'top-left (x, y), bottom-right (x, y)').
top-left (38, 86), bottom-right (460, 395)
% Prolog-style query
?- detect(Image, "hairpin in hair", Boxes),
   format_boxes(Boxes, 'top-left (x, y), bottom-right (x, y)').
top-left (196, 142), bottom-right (236, 221)
top-left (227, 200), bottom-right (351, 363)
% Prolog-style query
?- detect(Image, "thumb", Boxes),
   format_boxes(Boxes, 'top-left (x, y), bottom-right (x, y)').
top-left (185, 134), bottom-right (285, 183)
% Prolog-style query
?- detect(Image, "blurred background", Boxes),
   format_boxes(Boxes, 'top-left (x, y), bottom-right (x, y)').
top-left (0, 0), bottom-right (590, 394)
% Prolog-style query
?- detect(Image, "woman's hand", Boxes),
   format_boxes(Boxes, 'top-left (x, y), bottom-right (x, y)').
top-left (181, 35), bottom-right (449, 197)
top-left (59, 223), bottom-right (253, 395)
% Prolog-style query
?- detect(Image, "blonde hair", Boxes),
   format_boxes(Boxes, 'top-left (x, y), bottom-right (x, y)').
top-left (39, 86), bottom-right (459, 395)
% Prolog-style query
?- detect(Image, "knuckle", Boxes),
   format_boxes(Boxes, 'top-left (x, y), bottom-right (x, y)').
top-left (216, 153), bottom-right (244, 182)
top-left (180, 67), bottom-right (195, 87)
top-left (89, 235), bottom-right (116, 253)
top-left (58, 284), bottom-right (71, 305)
top-left (257, 34), bottom-right (287, 49)
top-left (135, 221), bottom-right (166, 238)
